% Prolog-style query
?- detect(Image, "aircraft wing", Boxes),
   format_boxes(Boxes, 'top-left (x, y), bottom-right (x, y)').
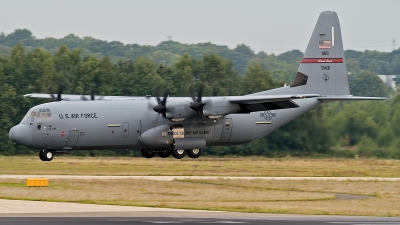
top-left (228, 94), bottom-right (322, 104)
top-left (23, 93), bottom-right (131, 101)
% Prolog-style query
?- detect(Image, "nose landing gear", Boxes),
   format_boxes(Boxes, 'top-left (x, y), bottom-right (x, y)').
top-left (39, 149), bottom-right (54, 161)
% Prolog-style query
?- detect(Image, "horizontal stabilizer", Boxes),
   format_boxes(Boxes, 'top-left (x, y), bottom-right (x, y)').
top-left (317, 96), bottom-right (386, 102)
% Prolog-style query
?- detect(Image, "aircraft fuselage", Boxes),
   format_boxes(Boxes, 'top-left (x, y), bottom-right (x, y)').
top-left (13, 97), bottom-right (320, 153)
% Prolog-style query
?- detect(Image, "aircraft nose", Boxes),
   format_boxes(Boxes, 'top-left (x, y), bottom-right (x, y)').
top-left (9, 124), bottom-right (32, 146)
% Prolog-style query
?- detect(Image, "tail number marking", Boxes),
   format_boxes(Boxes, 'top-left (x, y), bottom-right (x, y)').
top-left (321, 66), bottom-right (330, 70)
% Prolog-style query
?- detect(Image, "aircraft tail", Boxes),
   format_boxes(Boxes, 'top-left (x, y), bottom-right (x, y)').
top-left (290, 11), bottom-right (349, 95)
top-left (262, 11), bottom-right (348, 97)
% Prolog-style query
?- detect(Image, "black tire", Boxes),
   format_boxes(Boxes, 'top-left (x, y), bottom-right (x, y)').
top-left (141, 149), bottom-right (156, 158)
top-left (42, 150), bottom-right (54, 161)
top-left (187, 149), bottom-right (201, 158)
top-left (39, 150), bottom-right (46, 161)
top-left (171, 149), bottom-right (186, 159)
top-left (157, 149), bottom-right (171, 158)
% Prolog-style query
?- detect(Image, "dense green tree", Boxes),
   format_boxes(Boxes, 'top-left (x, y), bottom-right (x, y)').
top-left (349, 71), bottom-right (389, 97)
top-left (241, 61), bottom-right (283, 94)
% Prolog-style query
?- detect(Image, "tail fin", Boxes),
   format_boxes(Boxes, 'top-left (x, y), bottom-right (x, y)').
top-left (290, 11), bottom-right (350, 95)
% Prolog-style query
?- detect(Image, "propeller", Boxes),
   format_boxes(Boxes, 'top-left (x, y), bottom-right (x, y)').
top-left (81, 84), bottom-right (102, 101)
top-left (188, 83), bottom-right (205, 113)
top-left (152, 86), bottom-right (170, 115)
top-left (47, 83), bottom-right (64, 102)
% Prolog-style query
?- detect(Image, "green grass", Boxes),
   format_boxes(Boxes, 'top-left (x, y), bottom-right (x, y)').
top-left (1, 156), bottom-right (399, 177)
top-left (1, 178), bottom-right (399, 216)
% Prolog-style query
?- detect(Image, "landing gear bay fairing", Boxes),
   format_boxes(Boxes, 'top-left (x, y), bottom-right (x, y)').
top-left (9, 11), bottom-right (383, 161)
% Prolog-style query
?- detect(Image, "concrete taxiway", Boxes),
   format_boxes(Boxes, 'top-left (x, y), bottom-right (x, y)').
top-left (0, 200), bottom-right (400, 225)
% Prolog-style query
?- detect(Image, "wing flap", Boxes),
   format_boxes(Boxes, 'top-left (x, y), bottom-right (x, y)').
top-left (229, 94), bottom-right (321, 104)
top-left (237, 100), bottom-right (299, 113)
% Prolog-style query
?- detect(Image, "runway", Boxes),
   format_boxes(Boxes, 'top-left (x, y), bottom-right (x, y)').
top-left (1, 175), bottom-right (400, 181)
top-left (0, 200), bottom-right (400, 225)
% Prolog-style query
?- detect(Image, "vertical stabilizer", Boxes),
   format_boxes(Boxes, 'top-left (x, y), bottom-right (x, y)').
top-left (290, 11), bottom-right (350, 95)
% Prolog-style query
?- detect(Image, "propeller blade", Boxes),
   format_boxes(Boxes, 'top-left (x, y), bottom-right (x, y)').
top-left (161, 88), bottom-right (170, 105)
top-left (187, 85), bottom-right (196, 102)
top-left (80, 91), bottom-right (89, 101)
top-left (152, 86), bottom-right (169, 115)
top-left (188, 82), bottom-right (205, 112)
top-left (47, 85), bottom-right (56, 101)
top-left (90, 84), bottom-right (96, 100)
top-left (56, 82), bottom-right (64, 101)
top-left (153, 86), bottom-right (161, 104)
top-left (197, 82), bottom-right (205, 102)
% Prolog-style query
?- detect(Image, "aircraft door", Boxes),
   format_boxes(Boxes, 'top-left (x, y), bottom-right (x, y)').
top-left (220, 118), bottom-right (232, 142)
top-left (122, 122), bottom-right (129, 138)
top-left (213, 123), bottom-right (222, 142)
top-left (65, 130), bottom-right (79, 148)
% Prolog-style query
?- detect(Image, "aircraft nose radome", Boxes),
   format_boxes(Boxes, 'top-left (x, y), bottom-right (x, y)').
top-left (9, 124), bottom-right (32, 146)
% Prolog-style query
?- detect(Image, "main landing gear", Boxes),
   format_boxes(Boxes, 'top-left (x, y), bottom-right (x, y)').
top-left (141, 148), bottom-right (202, 159)
top-left (39, 149), bottom-right (54, 161)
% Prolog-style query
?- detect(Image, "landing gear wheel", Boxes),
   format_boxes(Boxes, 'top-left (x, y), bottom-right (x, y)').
top-left (39, 150), bottom-right (45, 161)
top-left (187, 149), bottom-right (201, 158)
top-left (157, 149), bottom-right (171, 158)
top-left (171, 149), bottom-right (186, 159)
top-left (39, 149), bottom-right (53, 161)
top-left (141, 149), bottom-right (156, 158)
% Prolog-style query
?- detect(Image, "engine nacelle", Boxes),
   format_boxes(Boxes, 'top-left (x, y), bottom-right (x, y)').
top-left (163, 101), bottom-right (197, 120)
top-left (201, 98), bottom-right (240, 117)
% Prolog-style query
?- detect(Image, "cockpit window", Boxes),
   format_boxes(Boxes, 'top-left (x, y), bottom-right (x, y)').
top-left (23, 109), bottom-right (33, 121)
top-left (30, 111), bottom-right (37, 117)
top-left (37, 109), bottom-right (51, 118)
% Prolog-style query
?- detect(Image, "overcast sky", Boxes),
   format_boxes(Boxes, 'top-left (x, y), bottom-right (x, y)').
top-left (0, 0), bottom-right (399, 54)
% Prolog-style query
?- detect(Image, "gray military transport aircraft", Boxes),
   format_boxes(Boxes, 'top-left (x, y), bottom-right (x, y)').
top-left (9, 11), bottom-right (384, 161)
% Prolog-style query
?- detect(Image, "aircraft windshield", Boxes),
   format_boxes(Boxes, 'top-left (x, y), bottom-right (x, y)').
top-left (21, 109), bottom-right (33, 122)
top-left (21, 108), bottom-right (51, 123)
